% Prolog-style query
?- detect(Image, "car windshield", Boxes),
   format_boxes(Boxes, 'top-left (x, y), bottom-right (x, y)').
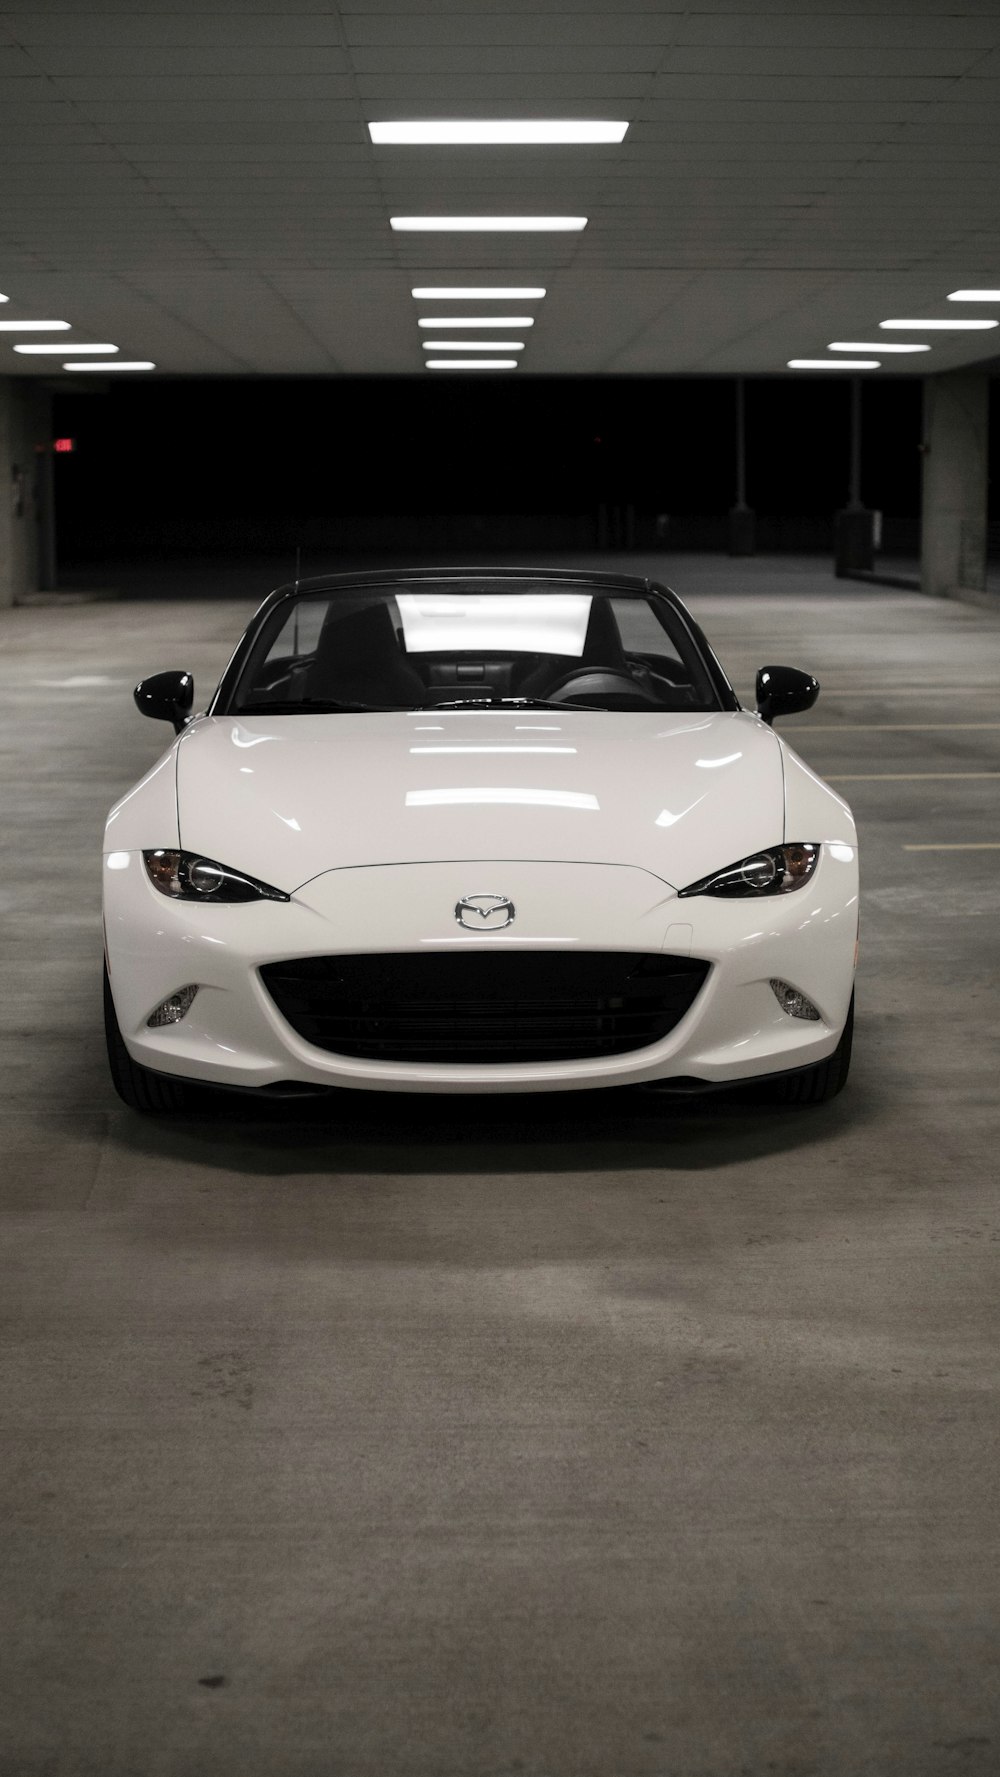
top-left (227, 579), bottom-right (720, 715)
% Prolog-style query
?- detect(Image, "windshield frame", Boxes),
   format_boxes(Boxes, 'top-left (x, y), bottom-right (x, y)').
top-left (207, 568), bottom-right (741, 718)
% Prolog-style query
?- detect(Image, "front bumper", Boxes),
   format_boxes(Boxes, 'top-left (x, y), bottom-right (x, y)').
top-left (103, 851), bottom-right (858, 1095)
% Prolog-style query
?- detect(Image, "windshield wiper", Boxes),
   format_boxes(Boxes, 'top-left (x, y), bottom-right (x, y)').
top-left (421, 696), bottom-right (571, 711)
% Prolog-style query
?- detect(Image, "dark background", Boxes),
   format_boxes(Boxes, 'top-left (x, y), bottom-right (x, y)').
top-left (53, 372), bottom-right (984, 566)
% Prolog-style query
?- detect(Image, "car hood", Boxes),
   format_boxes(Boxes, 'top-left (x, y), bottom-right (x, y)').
top-left (175, 708), bottom-right (785, 894)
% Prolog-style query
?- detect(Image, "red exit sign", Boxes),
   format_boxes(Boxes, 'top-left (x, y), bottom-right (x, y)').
top-left (53, 437), bottom-right (75, 453)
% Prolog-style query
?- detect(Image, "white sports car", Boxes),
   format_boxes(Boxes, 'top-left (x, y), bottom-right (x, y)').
top-left (103, 569), bottom-right (858, 1113)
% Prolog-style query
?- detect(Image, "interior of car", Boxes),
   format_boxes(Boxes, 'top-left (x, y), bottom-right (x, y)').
top-left (235, 587), bottom-right (714, 713)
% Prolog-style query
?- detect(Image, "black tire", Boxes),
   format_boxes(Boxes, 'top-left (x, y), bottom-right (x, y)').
top-left (103, 962), bottom-right (189, 1113)
top-left (772, 989), bottom-right (854, 1106)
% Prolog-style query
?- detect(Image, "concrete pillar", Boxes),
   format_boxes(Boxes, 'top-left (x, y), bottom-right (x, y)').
top-left (728, 376), bottom-right (756, 555)
top-left (0, 378), bottom-right (53, 606)
top-left (834, 377), bottom-right (875, 576)
top-left (921, 370), bottom-right (989, 602)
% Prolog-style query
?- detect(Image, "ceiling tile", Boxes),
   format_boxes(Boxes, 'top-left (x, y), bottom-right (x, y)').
top-left (2, 2), bottom-right (998, 379)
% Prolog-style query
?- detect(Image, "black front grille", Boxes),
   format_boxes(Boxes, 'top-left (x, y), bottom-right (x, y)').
top-left (259, 951), bottom-right (710, 1064)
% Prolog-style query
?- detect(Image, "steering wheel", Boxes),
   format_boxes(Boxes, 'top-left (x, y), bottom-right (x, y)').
top-left (544, 665), bottom-right (664, 705)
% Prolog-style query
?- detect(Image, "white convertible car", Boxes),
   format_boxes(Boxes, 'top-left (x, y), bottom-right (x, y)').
top-left (103, 569), bottom-right (858, 1113)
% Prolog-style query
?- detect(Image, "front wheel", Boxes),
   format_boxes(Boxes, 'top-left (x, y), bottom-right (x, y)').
top-left (772, 990), bottom-right (854, 1106)
top-left (103, 963), bottom-right (189, 1113)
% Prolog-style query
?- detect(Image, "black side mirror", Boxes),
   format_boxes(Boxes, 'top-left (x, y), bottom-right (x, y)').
top-left (134, 670), bottom-right (194, 733)
top-left (755, 664), bottom-right (820, 726)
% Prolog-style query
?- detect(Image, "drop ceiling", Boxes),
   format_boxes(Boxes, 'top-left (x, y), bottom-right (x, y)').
top-left (2, 0), bottom-right (1000, 378)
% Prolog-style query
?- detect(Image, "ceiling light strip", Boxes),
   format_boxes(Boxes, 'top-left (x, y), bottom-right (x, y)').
top-left (372, 121), bottom-right (627, 145)
top-left (425, 359), bottom-right (518, 369)
top-left (422, 340), bottom-right (525, 350)
top-left (392, 216), bottom-right (586, 232)
top-left (787, 359), bottom-right (880, 369)
top-left (63, 361), bottom-right (155, 372)
top-left (412, 287), bottom-right (546, 299)
top-left (828, 341), bottom-right (929, 353)
top-left (14, 342), bottom-right (118, 355)
top-left (880, 318), bottom-right (998, 330)
top-left (418, 316), bottom-right (533, 328)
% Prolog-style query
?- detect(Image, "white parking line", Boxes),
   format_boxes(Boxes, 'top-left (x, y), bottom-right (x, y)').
top-left (818, 688), bottom-right (995, 696)
top-left (904, 843), bottom-right (1000, 851)
top-left (797, 723), bottom-right (1000, 732)
top-left (827, 772), bottom-right (1000, 781)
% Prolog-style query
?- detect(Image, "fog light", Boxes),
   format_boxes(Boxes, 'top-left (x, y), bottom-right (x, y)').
top-left (147, 985), bottom-right (198, 1028)
top-left (769, 979), bottom-right (821, 1021)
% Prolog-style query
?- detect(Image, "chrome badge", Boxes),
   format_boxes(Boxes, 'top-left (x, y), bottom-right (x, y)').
top-left (455, 893), bottom-right (516, 932)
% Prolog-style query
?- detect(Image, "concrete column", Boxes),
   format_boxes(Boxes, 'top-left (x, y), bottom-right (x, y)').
top-left (0, 378), bottom-right (53, 606)
top-left (834, 377), bottom-right (875, 576)
top-left (728, 376), bottom-right (756, 555)
top-left (0, 378), bottom-right (21, 608)
top-left (920, 370), bottom-right (989, 602)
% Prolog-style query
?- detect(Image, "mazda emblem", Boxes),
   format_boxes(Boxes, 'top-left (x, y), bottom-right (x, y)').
top-left (455, 893), bottom-right (516, 931)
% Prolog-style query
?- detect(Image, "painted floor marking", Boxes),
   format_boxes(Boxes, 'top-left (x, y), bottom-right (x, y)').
top-left (797, 723), bottom-right (1000, 732)
top-left (817, 687), bottom-right (996, 697)
top-left (903, 843), bottom-right (1000, 851)
top-left (827, 772), bottom-right (1000, 782)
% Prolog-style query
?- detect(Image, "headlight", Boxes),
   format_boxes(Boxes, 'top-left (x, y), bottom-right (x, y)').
top-left (142, 849), bottom-right (289, 903)
top-left (678, 842), bottom-right (820, 899)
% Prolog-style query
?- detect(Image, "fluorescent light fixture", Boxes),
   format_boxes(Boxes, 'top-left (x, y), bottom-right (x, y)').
top-left (63, 360), bottom-right (155, 371)
top-left (0, 292), bottom-right (7, 303)
top-left (422, 340), bottom-right (525, 350)
top-left (879, 318), bottom-right (998, 330)
top-left (418, 316), bottom-right (533, 328)
top-left (0, 320), bottom-right (70, 331)
top-left (412, 287), bottom-right (546, 299)
top-left (371, 120), bottom-right (627, 145)
top-left (391, 216), bottom-right (587, 232)
top-left (14, 342), bottom-right (118, 355)
top-left (947, 290), bottom-right (1000, 301)
top-left (828, 340), bottom-right (930, 353)
top-left (425, 359), bottom-right (518, 369)
top-left (787, 359), bottom-right (880, 369)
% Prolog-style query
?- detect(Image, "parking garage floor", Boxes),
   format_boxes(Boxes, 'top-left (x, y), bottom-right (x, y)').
top-left (2, 555), bottom-right (998, 1777)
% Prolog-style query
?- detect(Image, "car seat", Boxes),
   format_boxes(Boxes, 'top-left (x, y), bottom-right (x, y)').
top-left (513, 596), bottom-right (629, 697)
top-left (307, 600), bottom-right (426, 707)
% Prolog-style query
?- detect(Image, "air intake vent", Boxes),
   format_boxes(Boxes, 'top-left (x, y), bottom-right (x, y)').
top-left (259, 951), bottom-right (709, 1064)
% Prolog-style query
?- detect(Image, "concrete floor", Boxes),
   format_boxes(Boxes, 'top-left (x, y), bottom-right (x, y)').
top-left (2, 554), bottom-right (998, 1777)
